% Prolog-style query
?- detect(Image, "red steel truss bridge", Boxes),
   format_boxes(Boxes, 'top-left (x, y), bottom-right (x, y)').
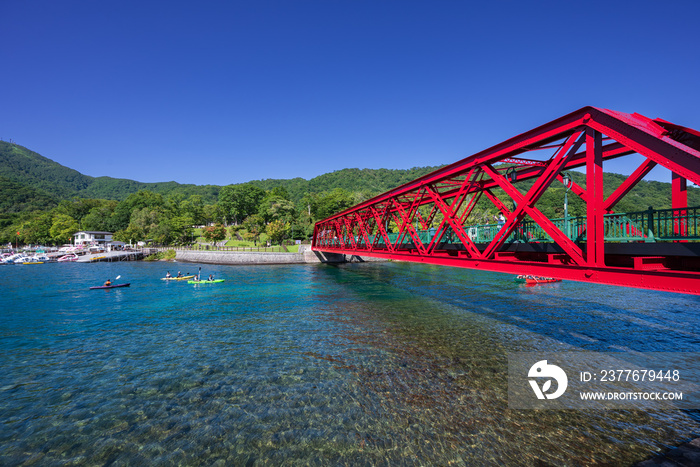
top-left (311, 107), bottom-right (700, 295)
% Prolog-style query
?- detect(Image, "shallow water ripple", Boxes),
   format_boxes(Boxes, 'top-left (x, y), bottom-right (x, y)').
top-left (1, 261), bottom-right (699, 465)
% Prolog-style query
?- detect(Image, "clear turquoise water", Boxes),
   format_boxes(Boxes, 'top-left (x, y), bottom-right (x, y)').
top-left (1, 260), bottom-right (700, 465)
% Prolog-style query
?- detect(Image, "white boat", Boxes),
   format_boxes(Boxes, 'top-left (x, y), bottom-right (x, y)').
top-left (57, 253), bottom-right (79, 262)
top-left (2, 253), bottom-right (24, 264)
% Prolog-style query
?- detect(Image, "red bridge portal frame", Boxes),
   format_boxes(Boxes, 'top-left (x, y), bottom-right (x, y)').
top-left (312, 107), bottom-right (700, 295)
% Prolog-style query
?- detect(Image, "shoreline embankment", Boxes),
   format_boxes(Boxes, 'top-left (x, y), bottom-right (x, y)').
top-left (174, 245), bottom-right (387, 266)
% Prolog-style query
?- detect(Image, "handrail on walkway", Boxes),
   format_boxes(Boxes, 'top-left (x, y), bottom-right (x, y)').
top-left (151, 244), bottom-right (295, 253)
top-left (316, 205), bottom-right (700, 248)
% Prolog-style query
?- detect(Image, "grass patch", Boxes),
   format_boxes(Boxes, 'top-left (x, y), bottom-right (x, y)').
top-left (224, 239), bottom-right (254, 247)
top-left (144, 249), bottom-right (176, 261)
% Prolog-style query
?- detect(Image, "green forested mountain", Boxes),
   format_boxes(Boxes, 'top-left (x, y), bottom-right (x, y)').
top-left (3, 141), bottom-right (699, 213)
top-left (2, 139), bottom-right (700, 225)
top-left (0, 141), bottom-right (442, 208)
top-left (245, 167), bottom-right (444, 203)
top-left (2, 140), bottom-right (699, 246)
top-left (79, 177), bottom-right (222, 203)
top-left (0, 176), bottom-right (58, 214)
top-left (0, 142), bottom-right (222, 205)
top-left (0, 141), bottom-right (448, 244)
top-left (0, 142), bottom-right (92, 199)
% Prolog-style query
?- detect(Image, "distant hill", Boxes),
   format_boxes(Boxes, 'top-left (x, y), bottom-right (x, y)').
top-left (0, 141), bottom-right (92, 199)
top-left (244, 167), bottom-right (444, 202)
top-left (0, 175), bottom-right (58, 214)
top-left (0, 141), bottom-right (223, 206)
top-left (0, 141), bottom-right (443, 209)
top-left (1, 140), bottom-right (697, 220)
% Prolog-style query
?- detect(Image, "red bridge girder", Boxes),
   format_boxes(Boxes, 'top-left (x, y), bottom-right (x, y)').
top-left (312, 107), bottom-right (700, 295)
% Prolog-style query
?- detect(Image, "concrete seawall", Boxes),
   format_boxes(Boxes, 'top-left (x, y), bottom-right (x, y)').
top-left (175, 245), bottom-right (386, 266)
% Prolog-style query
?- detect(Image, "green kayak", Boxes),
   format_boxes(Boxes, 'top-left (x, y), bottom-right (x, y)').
top-left (187, 279), bottom-right (225, 284)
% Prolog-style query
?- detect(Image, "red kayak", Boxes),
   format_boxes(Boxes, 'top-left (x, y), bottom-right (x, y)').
top-left (89, 283), bottom-right (130, 290)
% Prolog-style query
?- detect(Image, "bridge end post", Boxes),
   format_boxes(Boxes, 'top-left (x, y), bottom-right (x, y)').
top-left (672, 172), bottom-right (688, 240)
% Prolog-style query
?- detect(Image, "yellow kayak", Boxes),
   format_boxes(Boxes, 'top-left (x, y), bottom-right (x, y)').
top-left (161, 275), bottom-right (196, 281)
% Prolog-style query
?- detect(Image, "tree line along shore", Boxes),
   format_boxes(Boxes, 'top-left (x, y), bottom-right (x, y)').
top-left (2, 141), bottom-right (698, 250)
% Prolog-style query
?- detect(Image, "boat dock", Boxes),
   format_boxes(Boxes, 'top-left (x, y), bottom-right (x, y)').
top-left (74, 249), bottom-right (156, 263)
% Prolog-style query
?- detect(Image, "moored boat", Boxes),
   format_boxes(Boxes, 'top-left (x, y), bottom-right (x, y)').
top-left (515, 275), bottom-right (562, 285)
top-left (2, 253), bottom-right (24, 264)
top-left (13, 254), bottom-right (52, 264)
top-left (57, 253), bottom-right (79, 262)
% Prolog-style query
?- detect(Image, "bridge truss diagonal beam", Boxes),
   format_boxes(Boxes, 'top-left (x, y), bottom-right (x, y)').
top-left (313, 107), bottom-right (700, 295)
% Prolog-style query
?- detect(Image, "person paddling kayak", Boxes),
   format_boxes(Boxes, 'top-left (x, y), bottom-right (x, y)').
top-left (104, 279), bottom-right (112, 287)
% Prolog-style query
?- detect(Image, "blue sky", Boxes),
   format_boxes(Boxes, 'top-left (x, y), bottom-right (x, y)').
top-left (2, 1), bottom-right (699, 186)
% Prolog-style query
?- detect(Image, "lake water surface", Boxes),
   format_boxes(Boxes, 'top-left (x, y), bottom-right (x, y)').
top-left (1, 260), bottom-right (700, 465)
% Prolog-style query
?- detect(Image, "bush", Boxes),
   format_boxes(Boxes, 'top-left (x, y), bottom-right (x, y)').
top-left (144, 249), bottom-right (176, 261)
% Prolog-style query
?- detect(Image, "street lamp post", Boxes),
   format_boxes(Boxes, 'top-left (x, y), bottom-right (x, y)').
top-left (562, 173), bottom-right (573, 239)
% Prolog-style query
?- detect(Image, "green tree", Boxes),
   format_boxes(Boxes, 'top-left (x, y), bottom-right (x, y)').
top-left (266, 219), bottom-right (289, 245)
top-left (203, 223), bottom-right (227, 245)
top-left (269, 186), bottom-right (291, 200)
top-left (203, 203), bottom-right (225, 225)
top-left (111, 190), bottom-right (165, 232)
top-left (311, 188), bottom-right (358, 220)
top-left (19, 212), bottom-right (53, 245)
top-left (115, 206), bottom-right (184, 245)
top-left (54, 198), bottom-right (104, 226)
top-left (242, 214), bottom-right (265, 244)
top-left (50, 213), bottom-right (79, 244)
top-left (180, 195), bottom-right (206, 225)
top-left (81, 201), bottom-right (118, 231)
top-left (112, 228), bottom-right (135, 244)
top-left (167, 215), bottom-right (195, 244)
top-left (258, 194), bottom-right (296, 223)
top-left (218, 184), bottom-right (265, 225)
top-left (151, 218), bottom-right (177, 244)
top-left (164, 193), bottom-right (185, 218)
top-left (127, 207), bottom-right (163, 241)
